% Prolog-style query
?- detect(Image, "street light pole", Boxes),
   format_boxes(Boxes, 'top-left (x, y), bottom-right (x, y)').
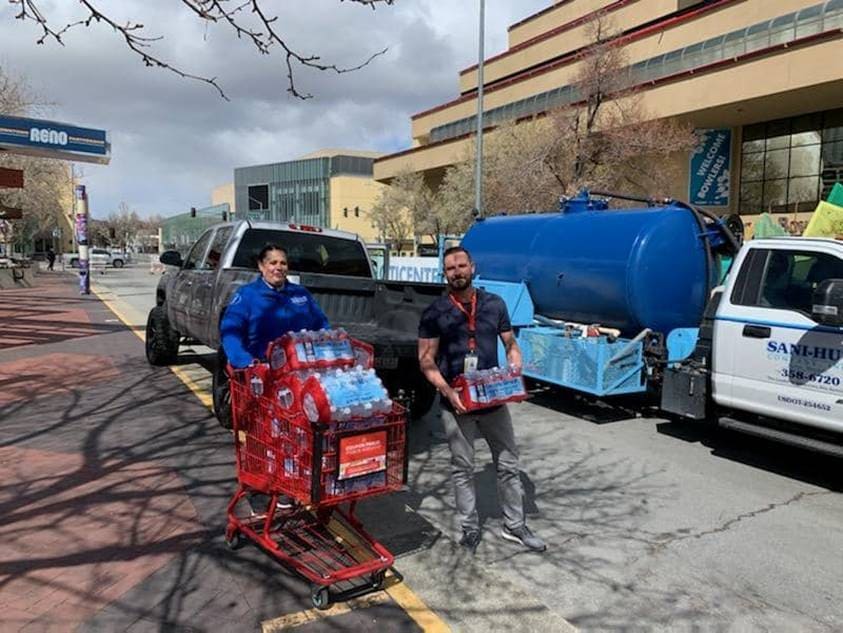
top-left (474, 0), bottom-right (486, 219)
top-left (75, 185), bottom-right (90, 295)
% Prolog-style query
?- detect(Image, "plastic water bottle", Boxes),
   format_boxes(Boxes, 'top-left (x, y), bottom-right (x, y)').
top-left (250, 373), bottom-right (264, 397)
top-left (302, 393), bottom-right (320, 423)
top-left (269, 343), bottom-right (287, 370)
top-left (284, 445), bottom-right (295, 476)
top-left (276, 387), bottom-right (294, 409)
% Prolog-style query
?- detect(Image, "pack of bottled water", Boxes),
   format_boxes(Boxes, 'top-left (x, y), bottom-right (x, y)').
top-left (325, 471), bottom-right (387, 498)
top-left (301, 366), bottom-right (393, 424)
top-left (267, 328), bottom-right (356, 372)
top-left (452, 366), bottom-right (528, 411)
top-left (258, 329), bottom-right (393, 425)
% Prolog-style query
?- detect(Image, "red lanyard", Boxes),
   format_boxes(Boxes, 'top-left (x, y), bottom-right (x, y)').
top-left (449, 291), bottom-right (477, 352)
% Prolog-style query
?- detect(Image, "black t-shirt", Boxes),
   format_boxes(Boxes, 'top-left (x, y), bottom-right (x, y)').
top-left (418, 288), bottom-right (512, 384)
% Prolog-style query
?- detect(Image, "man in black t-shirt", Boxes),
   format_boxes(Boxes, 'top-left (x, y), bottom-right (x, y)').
top-left (418, 246), bottom-right (545, 553)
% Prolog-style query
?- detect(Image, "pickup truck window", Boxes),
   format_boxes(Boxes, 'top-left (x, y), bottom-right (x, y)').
top-left (231, 228), bottom-right (371, 277)
top-left (730, 249), bottom-right (767, 305)
top-left (184, 230), bottom-right (214, 270)
top-left (206, 226), bottom-right (233, 271)
top-left (737, 249), bottom-right (843, 315)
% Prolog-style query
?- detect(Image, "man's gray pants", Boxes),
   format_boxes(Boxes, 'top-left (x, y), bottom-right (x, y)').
top-left (440, 404), bottom-right (524, 533)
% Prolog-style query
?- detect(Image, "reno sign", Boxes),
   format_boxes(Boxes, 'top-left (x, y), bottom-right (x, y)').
top-left (0, 115), bottom-right (110, 164)
top-left (30, 127), bottom-right (69, 146)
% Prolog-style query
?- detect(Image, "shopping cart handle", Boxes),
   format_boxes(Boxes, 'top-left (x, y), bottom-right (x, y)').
top-left (226, 363), bottom-right (253, 382)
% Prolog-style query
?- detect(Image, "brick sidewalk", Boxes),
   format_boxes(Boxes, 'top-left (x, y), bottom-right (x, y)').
top-left (0, 272), bottom-right (422, 632)
top-left (0, 273), bottom-right (216, 632)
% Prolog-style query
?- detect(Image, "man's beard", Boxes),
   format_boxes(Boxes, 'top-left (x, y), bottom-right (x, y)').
top-left (448, 276), bottom-right (470, 291)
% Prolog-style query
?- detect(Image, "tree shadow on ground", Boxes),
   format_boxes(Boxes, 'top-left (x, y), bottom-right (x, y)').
top-left (0, 355), bottom-right (434, 632)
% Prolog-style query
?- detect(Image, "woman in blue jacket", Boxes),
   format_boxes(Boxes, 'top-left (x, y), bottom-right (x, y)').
top-left (220, 243), bottom-right (329, 513)
top-left (221, 243), bottom-right (329, 367)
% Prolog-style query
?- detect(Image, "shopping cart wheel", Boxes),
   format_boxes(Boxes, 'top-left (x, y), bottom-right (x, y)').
top-left (225, 529), bottom-right (243, 550)
top-left (311, 586), bottom-right (330, 610)
top-left (371, 571), bottom-right (386, 589)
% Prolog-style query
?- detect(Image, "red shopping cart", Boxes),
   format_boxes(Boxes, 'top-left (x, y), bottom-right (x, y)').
top-left (224, 360), bottom-right (408, 610)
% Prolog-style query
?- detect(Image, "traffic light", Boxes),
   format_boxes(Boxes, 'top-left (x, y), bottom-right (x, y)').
top-left (190, 207), bottom-right (197, 218)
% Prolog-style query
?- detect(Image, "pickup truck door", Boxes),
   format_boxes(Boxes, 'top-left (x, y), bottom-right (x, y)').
top-left (170, 230), bottom-right (214, 335)
top-left (714, 245), bottom-right (843, 432)
top-left (193, 225), bottom-right (233, 343)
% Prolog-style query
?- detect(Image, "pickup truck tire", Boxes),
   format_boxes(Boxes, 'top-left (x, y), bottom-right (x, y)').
top-left (410, 382), bottom-right (436, 420)
top-left (113, 259), bottom-right (125, 268)
top-left (145, 305), bottom-right (180, 366)
top-left (212, 349), bottom-right (233, 430)
top-left (381, 364), bottom-right (436, 420)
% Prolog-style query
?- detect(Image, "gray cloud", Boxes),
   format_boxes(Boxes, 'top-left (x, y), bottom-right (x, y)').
top-left (0, 0), bottom-right (548, 218)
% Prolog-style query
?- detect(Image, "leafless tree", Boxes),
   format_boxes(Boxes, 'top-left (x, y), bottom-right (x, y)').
top-left (435, 10), bottom-right (698, 230)
top-left (542, 11), bottom-right (697, 196)
top-left (367, 169), bottom-right (419, 250)
top-left (9, 0), bottom-right (395, 99)
top-left (0, 65), bottom-right (71, 252)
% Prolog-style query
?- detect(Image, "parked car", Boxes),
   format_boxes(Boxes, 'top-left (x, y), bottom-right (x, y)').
top-left (65, 248), bottom-right (127, 268)
top-left (110, 249), bottom-right (132, 264)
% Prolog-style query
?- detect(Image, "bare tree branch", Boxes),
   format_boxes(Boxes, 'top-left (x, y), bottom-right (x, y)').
top-left (10, 0), bottom-right (395, 100)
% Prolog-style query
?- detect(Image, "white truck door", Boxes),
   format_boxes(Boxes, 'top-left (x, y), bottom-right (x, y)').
top-left (714, 242), bottom-right (843, 433)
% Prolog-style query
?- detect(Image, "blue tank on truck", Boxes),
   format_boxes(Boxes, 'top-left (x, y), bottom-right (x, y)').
top-left (459, 192), bottom-right (738, 398)
top-left (461, 193), bottom-right (728, 336)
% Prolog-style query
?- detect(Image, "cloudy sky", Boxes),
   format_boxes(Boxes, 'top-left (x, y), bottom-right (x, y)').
top-left (1, 0), bottom-right (549, 218)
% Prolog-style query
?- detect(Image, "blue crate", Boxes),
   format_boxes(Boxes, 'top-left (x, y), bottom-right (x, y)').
top-left (518, 327), bottom-right (646, 396)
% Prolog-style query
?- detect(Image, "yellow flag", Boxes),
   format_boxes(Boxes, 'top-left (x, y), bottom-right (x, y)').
top-left (802, 200), bottom-right (843, 239)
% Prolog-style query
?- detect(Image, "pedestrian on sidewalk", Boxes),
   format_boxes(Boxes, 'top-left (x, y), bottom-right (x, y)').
top-left (418, 246), bottom-right (546, 554)
top-left (46, 247), bottom-right (56, 271)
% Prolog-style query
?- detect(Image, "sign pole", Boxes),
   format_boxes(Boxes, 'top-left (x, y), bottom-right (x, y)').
top-left (75, 185), bottom-right (90, 295)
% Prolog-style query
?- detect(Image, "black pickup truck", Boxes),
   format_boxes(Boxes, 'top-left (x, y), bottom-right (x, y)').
top-left (145, 220), bottom-right (443, 427)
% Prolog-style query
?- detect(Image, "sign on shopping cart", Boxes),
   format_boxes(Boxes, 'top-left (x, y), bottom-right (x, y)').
top-left (338, 430), bottom-right (387, 480)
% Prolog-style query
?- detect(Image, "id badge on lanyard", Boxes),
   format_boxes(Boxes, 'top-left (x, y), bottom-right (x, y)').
top-left (464, 351), bottom-right (478, 374)
top-left (450, 291), bottom-right (479, 375)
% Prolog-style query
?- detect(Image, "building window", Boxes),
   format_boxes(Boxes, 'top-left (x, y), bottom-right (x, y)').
top-left (739, 108), bottom-right (843, 214)
top-left (247, 184), bottom-right (269, 211)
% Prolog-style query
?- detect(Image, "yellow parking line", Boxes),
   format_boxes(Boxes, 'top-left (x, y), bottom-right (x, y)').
top-left (260, 592), bottom-right (389, 632)
top-left (95, 288), bottom-right (450, 632)
top-left (94, 289), bottom-right (214, 410)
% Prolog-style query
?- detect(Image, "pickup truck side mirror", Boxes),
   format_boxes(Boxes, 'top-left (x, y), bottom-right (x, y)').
top-left (159, 250), bottom-right (183, 268)
top-left (812, 278), bottom-right (843, 327)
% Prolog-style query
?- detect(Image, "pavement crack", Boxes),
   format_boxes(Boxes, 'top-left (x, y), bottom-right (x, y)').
top-left (651, 491), bottom-right (833, 551)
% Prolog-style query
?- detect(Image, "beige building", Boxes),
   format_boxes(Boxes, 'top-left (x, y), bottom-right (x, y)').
top-left (375, 0), bottom-right (843, 225)
top-left (234, 149), bottom-right (385, 242)
top-left (211, 182), bottom-right (236, 213)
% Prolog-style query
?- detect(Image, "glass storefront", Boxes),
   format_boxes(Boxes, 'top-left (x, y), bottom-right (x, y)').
top-left (739, 108), bottom-right (843, 213)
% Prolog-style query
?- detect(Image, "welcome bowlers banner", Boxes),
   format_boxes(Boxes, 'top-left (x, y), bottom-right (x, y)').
top-left (689, 129), bottom-right (731, 207)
